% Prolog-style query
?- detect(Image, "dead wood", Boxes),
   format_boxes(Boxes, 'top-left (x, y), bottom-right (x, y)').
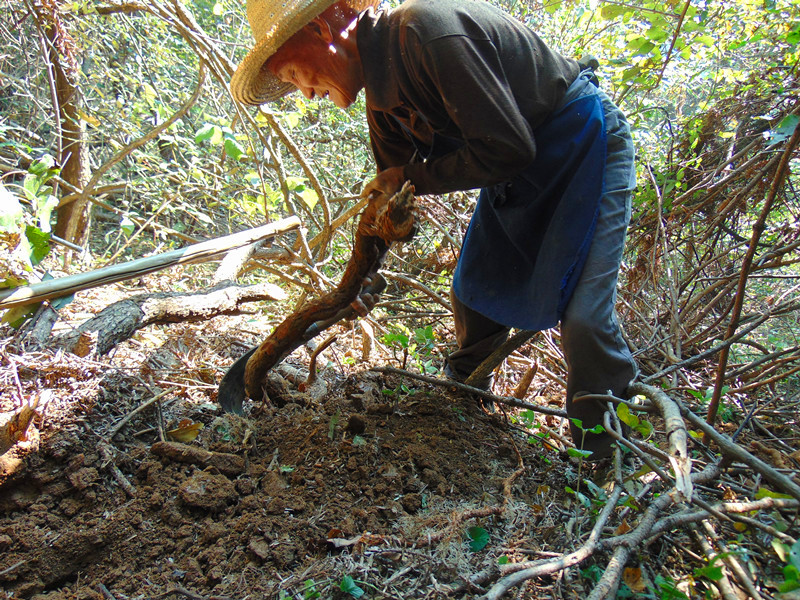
top-left (54, 281), bottom-right (287, 355)
top-left (465, 329), bottom-right (536, 388)
top-left (150, 441), bottom-right (245, 476)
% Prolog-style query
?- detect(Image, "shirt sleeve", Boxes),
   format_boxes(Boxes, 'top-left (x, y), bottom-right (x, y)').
top-left (367, 107), bottom-right (418, 172)
top-left (401, 33), bottom-right (538, 195)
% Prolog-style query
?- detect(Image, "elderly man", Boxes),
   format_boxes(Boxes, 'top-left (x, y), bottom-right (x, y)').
top-left (230, 0), bottom-right (638, 459)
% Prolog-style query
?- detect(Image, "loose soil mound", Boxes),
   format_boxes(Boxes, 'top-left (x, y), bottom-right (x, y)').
top-left (0, 334), bottom-right (583, 599)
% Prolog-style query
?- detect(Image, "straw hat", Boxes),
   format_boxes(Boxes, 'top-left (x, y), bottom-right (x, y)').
top-left (230, 0), bottom-right (378, 106)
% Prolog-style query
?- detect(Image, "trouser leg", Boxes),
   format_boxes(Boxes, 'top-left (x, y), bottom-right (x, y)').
top-left (446, 289), bottom-right (510, 389)
top-left (562, 91), bottom-right (638, 459)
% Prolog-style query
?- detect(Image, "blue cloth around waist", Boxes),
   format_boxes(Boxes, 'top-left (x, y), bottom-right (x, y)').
top-left (452, 80), bottom-right (607, 330)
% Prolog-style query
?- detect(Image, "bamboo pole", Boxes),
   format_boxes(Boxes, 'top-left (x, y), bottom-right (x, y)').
top-left (0, 216), bottom-right (301, 309)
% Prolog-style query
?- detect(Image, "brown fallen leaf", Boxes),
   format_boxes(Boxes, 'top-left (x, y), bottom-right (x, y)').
top-left (166, 420), bottom-right (204, 443)
top-left (623, 566), bottom-right (648, 593)
top-left (615, 520), bottom-right (632, 536)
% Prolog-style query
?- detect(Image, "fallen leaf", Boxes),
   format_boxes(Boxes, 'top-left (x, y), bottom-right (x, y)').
top-left (623, 566), bottom-right (647, 592)
top-left (615, 520), bottom-right (632, 535)
top-left (167, 421), bottom-right (204, 443)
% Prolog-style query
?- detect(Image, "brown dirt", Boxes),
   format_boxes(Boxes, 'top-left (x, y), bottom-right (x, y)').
top-left (0, 271), bottom-right (793, 599)
top-left (0, 294), bottom-right (587, 600)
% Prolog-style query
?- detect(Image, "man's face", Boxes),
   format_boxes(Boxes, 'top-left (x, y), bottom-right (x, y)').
top-left (268, 25), bottom-right (362, 109)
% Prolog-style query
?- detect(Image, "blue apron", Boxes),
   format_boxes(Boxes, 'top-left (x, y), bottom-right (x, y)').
top-left (453, 89), bottom-right (606, 330)
top-left (396, 76), bottom-right (606, 330)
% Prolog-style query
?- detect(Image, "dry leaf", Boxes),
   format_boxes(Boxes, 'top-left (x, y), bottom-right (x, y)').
top-left (623, 566), bottom-right (647, 592)
top-left (166, 421), bottom-right (204, 443)
top-left (615, 520), bottom-right (632, 535)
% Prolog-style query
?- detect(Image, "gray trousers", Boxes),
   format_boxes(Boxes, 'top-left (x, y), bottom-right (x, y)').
top-left (446, 85), bottom-right (638, 459)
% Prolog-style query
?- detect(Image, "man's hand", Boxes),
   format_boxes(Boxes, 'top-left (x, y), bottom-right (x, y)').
top-left (362, 166), bottom-right (406, 200)
top-left (349, 272), bottom-right (383, 318)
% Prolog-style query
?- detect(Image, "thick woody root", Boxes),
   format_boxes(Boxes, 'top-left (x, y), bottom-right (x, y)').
top-left (243, 182), bottom-right (416, 400)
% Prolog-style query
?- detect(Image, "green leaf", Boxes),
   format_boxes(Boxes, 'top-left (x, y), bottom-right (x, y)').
top-left (544, 0), bottom-right (561, 15)
top-left (339, 575), bottom-right (365, 598)
top-left (768, 114), bottom-right (800, 146)
top-left (621, 67), bottom-right (641, 82)
top-left (224, 137), bottom-right (246, 161)
top-left (587, 424), bottom-right (605, 435)
top-left (120, 216), bottom-right (136, 237)
top-left (772, 539), bottom-right (790, 561)
top-left (195, 123), bottom-right (223, 145)
top-left (780, 565), bottom-right (800, 592)
top-left (581, 564), bottom-right (604, 583)
top-left (1, 303), bottom-right (39, 328)
top-left (25, 226), bottom-right (50, 265)
top-left (303, 579), bottom-right (320, 599)
top-left (497, 555), bottom-right (510, 565)
top-left (282, 111), bottom-right (303, 129)
top-left (583, 478), bottom-right (607, 501)
top-left (35, 193), bottom-right (58, 233)
top-left (467, 526), bottom-right (490, 552)
top-left (616, 403), bottom-right (639, 428)
top-left (23, 173), bottom-right (41, 202)
top-left (755, 487), bottom-right (794, 500)
top-left (645, 26), bottom-right (668, 43)
top-left (50, 293), bottom-right (75, 310)
top-left (635, 420), bottom-right (654, 439)
top-left (575, 490), bottom-right (591, 508)
top-left (696, 34), bottom-right (715, 47)
top-left (28, 154), bottom-right (56, 177)
top-left (299, 188), bottom-right (318, 210)
top-left (0, 186), bottom-right (25, 232)
top-left (567, 448), bottom-right (594, 459)
top-left (285, 176), bottom-right (306, 192)
top-left (382, 333), bottom-right (409, 348)
top-left (569, 417), bottom-right (584, 430)
top-left (789, 539), bottom-right (800, 570)
top-left (654, 575), bottom-right (690, 599)
top-left (694, 565), bottom-right (724, 581)
top-left (600, 4), bottom-right (629, 19)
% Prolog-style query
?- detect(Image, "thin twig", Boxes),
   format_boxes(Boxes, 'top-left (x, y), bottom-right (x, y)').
top-left (370, 366), bottom-right (568, 418)
top-left (106, 387), bottom-right (176, 440)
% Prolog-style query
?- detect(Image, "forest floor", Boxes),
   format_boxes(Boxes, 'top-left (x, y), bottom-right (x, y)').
top-left (0, 269), bottom-right (796, 600)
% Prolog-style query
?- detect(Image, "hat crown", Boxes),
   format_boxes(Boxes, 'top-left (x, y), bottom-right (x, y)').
top-left (246, 0), bottom-right (290, 43)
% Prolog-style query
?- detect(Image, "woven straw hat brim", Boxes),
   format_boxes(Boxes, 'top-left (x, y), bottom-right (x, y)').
top-left (230, 0), bottom-right (377, 106)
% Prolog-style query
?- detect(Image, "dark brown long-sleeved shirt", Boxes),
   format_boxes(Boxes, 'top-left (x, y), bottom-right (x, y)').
top-left (357, 0), bottom-right (580, 195)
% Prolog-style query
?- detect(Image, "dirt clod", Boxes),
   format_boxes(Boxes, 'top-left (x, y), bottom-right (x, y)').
top-left (178, 471), bottom-right (237, 511)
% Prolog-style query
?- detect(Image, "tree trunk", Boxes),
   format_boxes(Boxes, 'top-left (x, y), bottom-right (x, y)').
top-left (39, 0), bottom-right (92, 248)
